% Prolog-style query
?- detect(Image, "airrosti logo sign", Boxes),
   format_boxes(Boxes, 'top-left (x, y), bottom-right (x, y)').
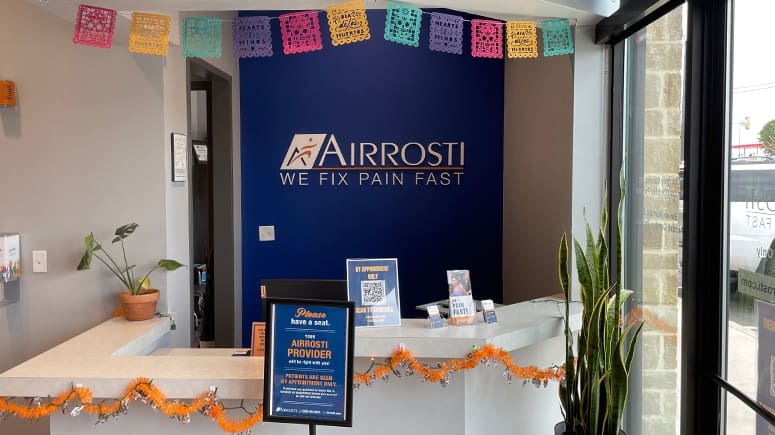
top-left (279, 133), bottom-right (465, 187)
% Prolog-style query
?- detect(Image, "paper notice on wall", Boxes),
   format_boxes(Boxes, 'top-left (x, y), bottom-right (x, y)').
top-left (172, 133), bottom-right (187, 182)
top-left (193, 144), bottom-right (208, 163)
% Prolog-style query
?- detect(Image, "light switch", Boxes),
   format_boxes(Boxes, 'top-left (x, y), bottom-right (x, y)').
top-left (32, 250), bottom-right (47, 273)
top-left (258, 226), bottom-right (275, 242)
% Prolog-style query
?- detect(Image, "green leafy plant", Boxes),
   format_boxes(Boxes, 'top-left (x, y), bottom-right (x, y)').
top-left (557, 185), bottom-right (643, 435)
top-left (759, 119), bottom-right (775, 155)
top-left (77, 223), bottom-right (185, 295)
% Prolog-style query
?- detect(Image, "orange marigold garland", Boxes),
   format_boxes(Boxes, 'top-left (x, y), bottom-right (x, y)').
top-left (627, 306), bottom-right (677, 340)
top-left (0, 379), bottom-right (261, 433)
top-left (353, 343), bottom-right (564, 388)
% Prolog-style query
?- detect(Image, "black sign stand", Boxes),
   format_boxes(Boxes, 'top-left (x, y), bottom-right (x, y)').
top-left (263, 298), bottom-right (355, 429)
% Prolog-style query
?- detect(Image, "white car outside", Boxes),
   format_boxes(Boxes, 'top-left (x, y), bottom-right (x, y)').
top-left (728, 161), bottom-right (775, 277)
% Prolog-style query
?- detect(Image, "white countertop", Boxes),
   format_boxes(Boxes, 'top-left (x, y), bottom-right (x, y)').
top-left (354, 298), bottom-right (576, 358)
top-left (0, 298), bottom-right (579, 400)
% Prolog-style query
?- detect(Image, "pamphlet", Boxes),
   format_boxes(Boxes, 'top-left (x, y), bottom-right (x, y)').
top-left (447, 270), bottom-right (475, 325)
top-left (426, 304), bottom-right (445, 329)
top-left (251, 322), bottom-right (266, 357)
top-left (481, 299), bottom-right (498, 324)
top-left (346, 258), bottom-right (401, 327)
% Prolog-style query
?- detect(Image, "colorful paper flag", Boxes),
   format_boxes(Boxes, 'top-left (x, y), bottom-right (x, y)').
top-left (128, 12), bottom-right (170, 56)
top-left (326, 0), bottom-right (370, 46)
top-left (182, 18), bottom-right (222, 58)
top-left (428, 12), bottom-right (464, 55)
top-left (279, 11), bottom-right (323, 55)
top-left (506, 21), bottom-right (538, 59)
top-left (384, 1), bottom-right (423, 47)
top-left (542, 18), bottom-right (574, 57)
top-left (73, 4), bottom-right (117, 49)
top-left (233, 16), bottom-right (273, 58)
top-left (471, 19), bottom-right (503, 59)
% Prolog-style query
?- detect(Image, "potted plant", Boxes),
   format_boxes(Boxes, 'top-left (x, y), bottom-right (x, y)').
top-left (77, 223), bottom-right (185, 321)
top-left (556, 188), bottom-right (643, 435)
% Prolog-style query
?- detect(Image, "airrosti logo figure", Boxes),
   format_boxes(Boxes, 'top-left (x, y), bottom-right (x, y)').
top-left (280, 134), bottom-right (326, 170)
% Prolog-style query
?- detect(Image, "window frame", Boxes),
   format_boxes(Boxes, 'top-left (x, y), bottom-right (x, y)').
top-left (598, 0), bottom-right (775, 433)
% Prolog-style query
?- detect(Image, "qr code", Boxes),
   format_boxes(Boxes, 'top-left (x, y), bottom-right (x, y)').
top-left (360, 280), bottom-right (386, 306)
top-left (771, 354), bottom-right (775, 398)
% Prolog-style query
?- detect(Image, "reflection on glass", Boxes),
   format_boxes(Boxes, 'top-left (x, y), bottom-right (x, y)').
top-left (726, 392), bottom-right (758, 435)
top-left (622, 5), bottom-right (686, 435)
top-left (725, 1), bottom-right (775, 433)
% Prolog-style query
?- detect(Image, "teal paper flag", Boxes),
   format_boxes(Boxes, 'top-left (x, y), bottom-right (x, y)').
top-left (541, 18), bottom-right (574, 57)
top-left (183, 17), bottom-right (222, 58)
top-left (384, 1), bottom-right (423, 47)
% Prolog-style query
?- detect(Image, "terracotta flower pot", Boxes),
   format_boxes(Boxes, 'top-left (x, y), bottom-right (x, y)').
top-left (119, 289), bottom-right (160, 321)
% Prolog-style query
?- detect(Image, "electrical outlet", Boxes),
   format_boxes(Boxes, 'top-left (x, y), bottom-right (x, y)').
top-left (258, 226), bottom-right (275, 242)
top-left (32, 250), bottom-right (47, 273)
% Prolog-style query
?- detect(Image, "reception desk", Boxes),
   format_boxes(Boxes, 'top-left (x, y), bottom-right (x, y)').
top-left (0, 298), bottom-right (579, 435)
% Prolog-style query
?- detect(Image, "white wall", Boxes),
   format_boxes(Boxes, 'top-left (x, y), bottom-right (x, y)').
top-left (163, 24), bottom-right (193, 348)
top-left (0, 1), bottom-right (190, 432)
top-left (0, 4), bottom-right (242, 360)
top-left (0, 0), bottom-right (159, 364)
top-left (571, 26), bottom-right (608, 296)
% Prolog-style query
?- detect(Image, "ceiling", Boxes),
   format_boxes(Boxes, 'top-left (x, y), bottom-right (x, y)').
top-left (29, 0), bottom-right (617, 26)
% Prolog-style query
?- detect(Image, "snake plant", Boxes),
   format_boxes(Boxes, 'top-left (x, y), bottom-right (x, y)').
top-left (77, 223), bottom-right (184, 295)
top-left (558, 184), bottom-right (643, 435)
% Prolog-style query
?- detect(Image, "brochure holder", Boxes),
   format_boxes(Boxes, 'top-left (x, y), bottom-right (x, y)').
top-left (426, 304), bottom-right (445, 328)
top-left (0, 233), bottom-right (21, 305)
top-left (481, 299), bottom-right (498, 324)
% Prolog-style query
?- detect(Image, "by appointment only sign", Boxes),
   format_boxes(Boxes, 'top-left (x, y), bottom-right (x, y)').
top-left (279, 133), bottom-right (466, 187)
top-left (263, 298), bottom-right (355, 427)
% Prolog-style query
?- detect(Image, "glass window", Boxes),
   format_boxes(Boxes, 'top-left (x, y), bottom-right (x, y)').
top-left (621, 5), bottom-right (686, 435)
top-left (725, 1), bottom-right (775, 432)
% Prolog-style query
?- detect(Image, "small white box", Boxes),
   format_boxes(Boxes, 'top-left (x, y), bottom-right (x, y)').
top-left (258, 225), bottom-right (275, 242)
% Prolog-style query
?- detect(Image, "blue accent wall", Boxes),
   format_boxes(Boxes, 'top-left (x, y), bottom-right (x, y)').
top-left (240, 9), bottom-right (504, 346)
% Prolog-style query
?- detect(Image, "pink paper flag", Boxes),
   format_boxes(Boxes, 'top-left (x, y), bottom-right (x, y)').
top-left (471, 19), bottom-right (503, 59)
top-left (279, 11), bottom-right (323, 55)
top-left (73, 4), bottom-right (117, 49)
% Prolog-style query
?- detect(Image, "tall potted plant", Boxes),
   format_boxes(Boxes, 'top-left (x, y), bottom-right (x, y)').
top-left (77, 223), bottom-right (185, 321)
top-left (556, 187), bottom-right (643, 435)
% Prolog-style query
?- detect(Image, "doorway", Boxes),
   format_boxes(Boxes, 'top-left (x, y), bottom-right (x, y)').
top-left (187, 59), bottom-right (236, 348)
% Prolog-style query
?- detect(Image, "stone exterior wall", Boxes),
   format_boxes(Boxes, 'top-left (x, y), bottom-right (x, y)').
top-left (640, 6), bottom-right (684, 435)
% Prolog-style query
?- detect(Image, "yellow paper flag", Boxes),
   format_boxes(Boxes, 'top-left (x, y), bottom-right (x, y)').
top-left (506, 21), bottom-right (538, 59)
top-left (327, 0), bottom-right (371, 46)
top-left (129, 12), bottom-right (171, 56)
